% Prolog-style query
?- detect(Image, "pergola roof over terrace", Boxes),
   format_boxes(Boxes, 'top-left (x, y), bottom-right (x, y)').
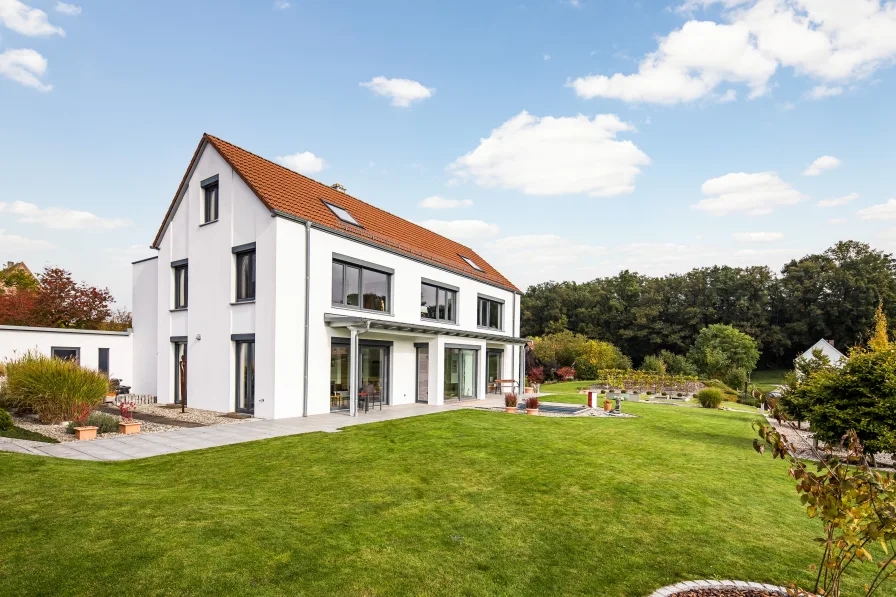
top-left (324, 314), bottom-right (528, 345)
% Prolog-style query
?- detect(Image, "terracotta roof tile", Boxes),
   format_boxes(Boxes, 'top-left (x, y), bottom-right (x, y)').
top-left (153, 134), bottom-right (519, 292)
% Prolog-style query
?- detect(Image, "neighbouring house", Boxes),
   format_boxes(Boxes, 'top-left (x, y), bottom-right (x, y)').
top-left (132, 134), bottom-right (525, 419)
top-left (798, 338), bottom-right (847, 367)
top-left (0, 261), bottom-right (37, 294)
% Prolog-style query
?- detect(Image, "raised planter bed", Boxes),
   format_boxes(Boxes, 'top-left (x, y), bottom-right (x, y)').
top-left (647, 580), bottom-right (791, 597)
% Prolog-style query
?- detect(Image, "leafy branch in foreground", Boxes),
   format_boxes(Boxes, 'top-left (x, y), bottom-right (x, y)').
top-left (755, 417), bottom-right (896, 597)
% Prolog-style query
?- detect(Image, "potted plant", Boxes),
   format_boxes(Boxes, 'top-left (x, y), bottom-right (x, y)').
top-left (525, 397), bottom-right (539, 415)
top-left (603, 399), bottom-right (612, 412)
top-left (71, 403), bottom-right (97, 441)
top-left (118, 401), bottom-right (141, 434)
top-left (504, 393), bottom-right (518, 413)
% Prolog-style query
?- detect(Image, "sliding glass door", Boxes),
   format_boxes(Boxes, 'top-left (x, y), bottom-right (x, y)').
top-left (486, 350), bottom-right (502, 391)
top-left (330, 344), bottom-right (350, 412)
top-left (359, 345), bottom-right (389, 406)
top-left (444, 347), bottom-right (478, 401)
top-left (330, 340), bottom-right (391, 412)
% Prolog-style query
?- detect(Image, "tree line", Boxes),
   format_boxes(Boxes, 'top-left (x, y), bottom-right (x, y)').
top-left (521, 241), bottom-right (896, 367)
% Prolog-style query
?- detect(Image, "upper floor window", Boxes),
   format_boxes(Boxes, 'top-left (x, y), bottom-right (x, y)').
top-left (331, 257), bottom-right (391, 313)
top-left (421, 282), bottom-right (456, 323)
top-left (234, 246), bottom-right (256, 302)
top-left (323, 201), bottom-right (362, 227)
top-left (173, 263), bottom-right (188, 309)
top-left (202, 176), bottom-right (219, 224)
top-left (477, 296), bottom-right (503, 330)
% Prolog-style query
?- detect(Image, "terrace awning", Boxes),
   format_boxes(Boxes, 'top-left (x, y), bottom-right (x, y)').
top-left (324, 313), bottom-right (528, 345)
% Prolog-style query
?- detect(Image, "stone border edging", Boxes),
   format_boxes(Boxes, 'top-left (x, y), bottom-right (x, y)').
top-left (647, 580), bottom-right (790, 596)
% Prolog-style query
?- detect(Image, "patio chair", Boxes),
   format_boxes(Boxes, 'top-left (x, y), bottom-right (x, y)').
top-left (367, 384), bottom-right (383, 411)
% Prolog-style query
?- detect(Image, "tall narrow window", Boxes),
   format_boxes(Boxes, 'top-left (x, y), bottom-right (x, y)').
top-left (420, 282), bottom-right (456, 323)
top-left (235, 340), bottom-right (255, 414)
top-left (203, 181), bottom-right (219, 223)
top-left (477, 297), bottom-right (503, 330)
top-left (98, 348), bottom-right (110, 375)
top-left (173, 342), bottom-right (187, 405)
top-left (235, 250), bottom-right (256, 301)
top-left (173, 264), bottom-right (188, 309)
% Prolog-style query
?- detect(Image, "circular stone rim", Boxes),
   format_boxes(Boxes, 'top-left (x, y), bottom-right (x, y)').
top-left (647, 580), bottom-right (792, 596)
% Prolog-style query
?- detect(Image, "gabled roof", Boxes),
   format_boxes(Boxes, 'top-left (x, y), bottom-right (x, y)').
top-left (152, 134), bottom-right (519, 293)
top-left (799, 338), bottom-right (847, 364)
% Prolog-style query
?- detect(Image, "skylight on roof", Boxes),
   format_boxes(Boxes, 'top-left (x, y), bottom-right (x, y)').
top-left (460, 255), bottom-right (483, 272)
top-left (323, 201), bottom-right (362, 227)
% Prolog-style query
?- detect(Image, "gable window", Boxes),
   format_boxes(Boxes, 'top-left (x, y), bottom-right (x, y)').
top-left (420, 281), bottom-right (456, 324)
top-left (202, 176), bottom-right (219, 224)
top-left (477, 295), bottom-right (503, 330)
top-left (460, 255), bottom-right (483, 272)
top-left (173, 261), bottom-right (188, 309)
top-left (323, 201), bottom-right (362, 227)
top-left (234, 244), bottom-right (256, 302)
top-left (331, 255), bottom-right (391, 313)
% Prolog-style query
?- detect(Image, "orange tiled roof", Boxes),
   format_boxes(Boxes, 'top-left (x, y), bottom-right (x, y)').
top-left (152, 134), bottom-right (519, 292)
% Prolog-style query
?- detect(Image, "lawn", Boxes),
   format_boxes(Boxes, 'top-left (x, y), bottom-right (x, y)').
top-left (0, 425), bottom-right (59, 443)
top-left (0, 405), bottom-right (889, 597)
top-left (751, 369), bottom-right (788, 392)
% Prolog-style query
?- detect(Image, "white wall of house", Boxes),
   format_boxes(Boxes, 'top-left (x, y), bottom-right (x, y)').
top-left (135, 143), bottom-right (522, 419)
top-left (131, 257), bottom-right (159, 395)
top-left (0, 325), bottom-right (133, 383)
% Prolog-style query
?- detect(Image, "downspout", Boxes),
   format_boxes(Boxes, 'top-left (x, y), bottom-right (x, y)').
top-left (302, 220), bottom-right (311, 417)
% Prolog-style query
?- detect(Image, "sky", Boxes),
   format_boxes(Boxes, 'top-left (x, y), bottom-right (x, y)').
top-left (1, 0), bottom-right (896, 308)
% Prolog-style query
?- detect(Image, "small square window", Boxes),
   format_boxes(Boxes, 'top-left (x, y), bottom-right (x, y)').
top-left (460, 255), bottom-right (483, 272)
top-left (323, 201), bottom-right (361, 227)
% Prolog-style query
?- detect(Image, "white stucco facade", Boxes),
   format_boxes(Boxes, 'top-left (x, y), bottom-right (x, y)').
top-left (132, 142), bottom-right (524, 419)
top-left (0, 325), bottom-right (133, 383)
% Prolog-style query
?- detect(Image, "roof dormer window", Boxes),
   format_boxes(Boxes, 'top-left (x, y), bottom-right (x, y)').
top-left (323, 201), bottom-right (362, 227)
top-left (460, 255), bottom-right (483, 272)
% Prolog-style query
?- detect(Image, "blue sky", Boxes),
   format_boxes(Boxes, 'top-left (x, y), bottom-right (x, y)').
top-left (1, 0), bottom-right (895, 307)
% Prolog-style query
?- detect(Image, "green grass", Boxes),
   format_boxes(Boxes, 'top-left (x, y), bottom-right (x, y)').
top-left (0, 405), bottom-right (889, 596)
top-left (751, 369), bottom-right (788, 392)
top-left (0, 426), bottom-right (59, 443)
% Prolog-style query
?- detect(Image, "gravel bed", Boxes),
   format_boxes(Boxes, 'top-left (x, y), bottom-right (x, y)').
top-left (132, 403), bottom-right (255, 426)
top-left (767, 416), bottom-right (895, 468)
top-left (11, 411), bottom-right (178, 443)
top-left (670, 590), bottom-right (786, 597)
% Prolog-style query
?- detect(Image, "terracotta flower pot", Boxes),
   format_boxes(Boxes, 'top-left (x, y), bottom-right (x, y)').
top-left (504, 406), bottom-right (517, 413)
top-left (74, 426), bottom-right (98, 441)
top-left (526, 408), bottom-right (539, 415)
top-left (603, 402), bottom-right (612, 412)
top-left (119, 421), bottom-right (141, 435)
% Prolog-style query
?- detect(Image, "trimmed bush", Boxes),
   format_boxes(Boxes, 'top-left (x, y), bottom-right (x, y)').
top-left (4, 351), bottom-right (109, 423)
top-left (696, 388), bottom-right (724, 409)
top-left (0, 408), bottom-right (13, 431)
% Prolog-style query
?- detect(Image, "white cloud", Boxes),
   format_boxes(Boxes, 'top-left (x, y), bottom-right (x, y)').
top-left (543, 54), bottom-right (551, 61)
top-left (857, 199), bottom-right (896, 220)
top-left (417, 219), bottom-right (499, 240)
top-left (449, 111), bottom-right (650, 197)
top-left (828, 218), bottom-right (847, 224)
top-left (573, 0), bottom-right (896, 104)
top-left (54, 2), bottom-right (80, 15)
top-left (691, 171), bottom-right (807, 216)
top-left (0, 48), bottom-right (51, 91)
top-left (803, 155), bottom-right (841, 176)
top-left (360, 76), bottom-right (434, 107)
top-left (418, 196), bottom-right (473, 209)
top-left (276, 151), bottom-right (327, 175)
top-left (0, 0), bottom-right (64, 36)
top-left (718, 89), bottom-right (737, 102)
top-left (0, 229), bottom-right (53, 251)
top-left (805, 85), bottom-right (843, 100)
top-left (818, 192), bottom-right (859, 207)
top-left (733, 231), bottom-right (783, 242)
top-left (0, 201), bottom-right (131, 230)
top-left (273, 0), bottom-right (290, 9)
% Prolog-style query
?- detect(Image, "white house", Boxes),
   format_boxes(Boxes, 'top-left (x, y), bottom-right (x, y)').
top-left (132, 134), bottom-right (526, 419)
top-left (798, 338), bottom-right (847, 367)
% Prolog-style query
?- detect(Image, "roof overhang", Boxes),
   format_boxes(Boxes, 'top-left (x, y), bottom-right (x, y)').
top-left (324, 314), bottom-right (528, 345)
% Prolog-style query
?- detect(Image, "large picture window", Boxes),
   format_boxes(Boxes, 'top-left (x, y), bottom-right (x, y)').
top-left (477, 296), bottom-right (503, 330)
top-left (420, 282), bottom-right (456, 323)
top-left (235, 249), bottom-right (256, 302)
top-left (331, 259), bottom-right (390, 313)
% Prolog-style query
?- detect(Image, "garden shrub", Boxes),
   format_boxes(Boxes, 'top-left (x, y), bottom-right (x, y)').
top-left (0, 408), bottom-right (13, 431)
top-left (640, 355), bottom-right (666, 375)
top-left (723, 367), bottom-right (747, 392)
top-left (4, 351), bottom-right (109, 423)
top-left (66, 412), bottom-right (119, 435)
top-left (696, 388), bottom-right (724, 408)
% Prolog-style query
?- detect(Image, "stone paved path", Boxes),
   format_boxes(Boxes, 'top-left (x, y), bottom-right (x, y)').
top-left (0, 397), bottom-right (507, 461)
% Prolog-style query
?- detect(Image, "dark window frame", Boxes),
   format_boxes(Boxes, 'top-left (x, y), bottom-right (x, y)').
top-left (477, 296), bottom-right (504, 331)
top-left (173, 263), bottom-right (188, 309)
top-left (234, 248), bottom-right (256, 302)
top-left (234, 339), bottom-right (255, 414)
top-left (98, 347), bottom-right (110, 375)
top-left (330, 258), bottom-right (392, 315)
top-left (420, 281), bottom-right (457, 324)
top-left (51, 346), bottom-right (80, 364)
top-left (202, 176), bottom-right (219, 224)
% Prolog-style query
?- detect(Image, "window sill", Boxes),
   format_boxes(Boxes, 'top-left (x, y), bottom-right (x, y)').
top-left (330, 304), bottom-right (394, 317)
top-left (231, 299), bottom-right (256, 305)
top-left (170, 307), bottom-right (188, 312)
top-left (199, 219), bottom-right (219, 228)
top-left (421, 317), bottom-right (458, 326)
top-left (477, 325), bottom-right (504, 333)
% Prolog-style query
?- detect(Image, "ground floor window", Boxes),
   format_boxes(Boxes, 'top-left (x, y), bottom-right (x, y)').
top-left (330, 340), bottom-right (391, 412)
top-left (235, 341), bottom-right (255, 414)
top-left (98, 348), bottom-right (110, 375)
top-left (445, 347), bottom-right (477, 400)
top-left (173, 342), bottom-right (187, 404)
top-left (51, 347), bottom-right (80, 363)
top-left (486, 349), bottom-right (503, 389)
top-left (330, 344), bottom-right (350, 412)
